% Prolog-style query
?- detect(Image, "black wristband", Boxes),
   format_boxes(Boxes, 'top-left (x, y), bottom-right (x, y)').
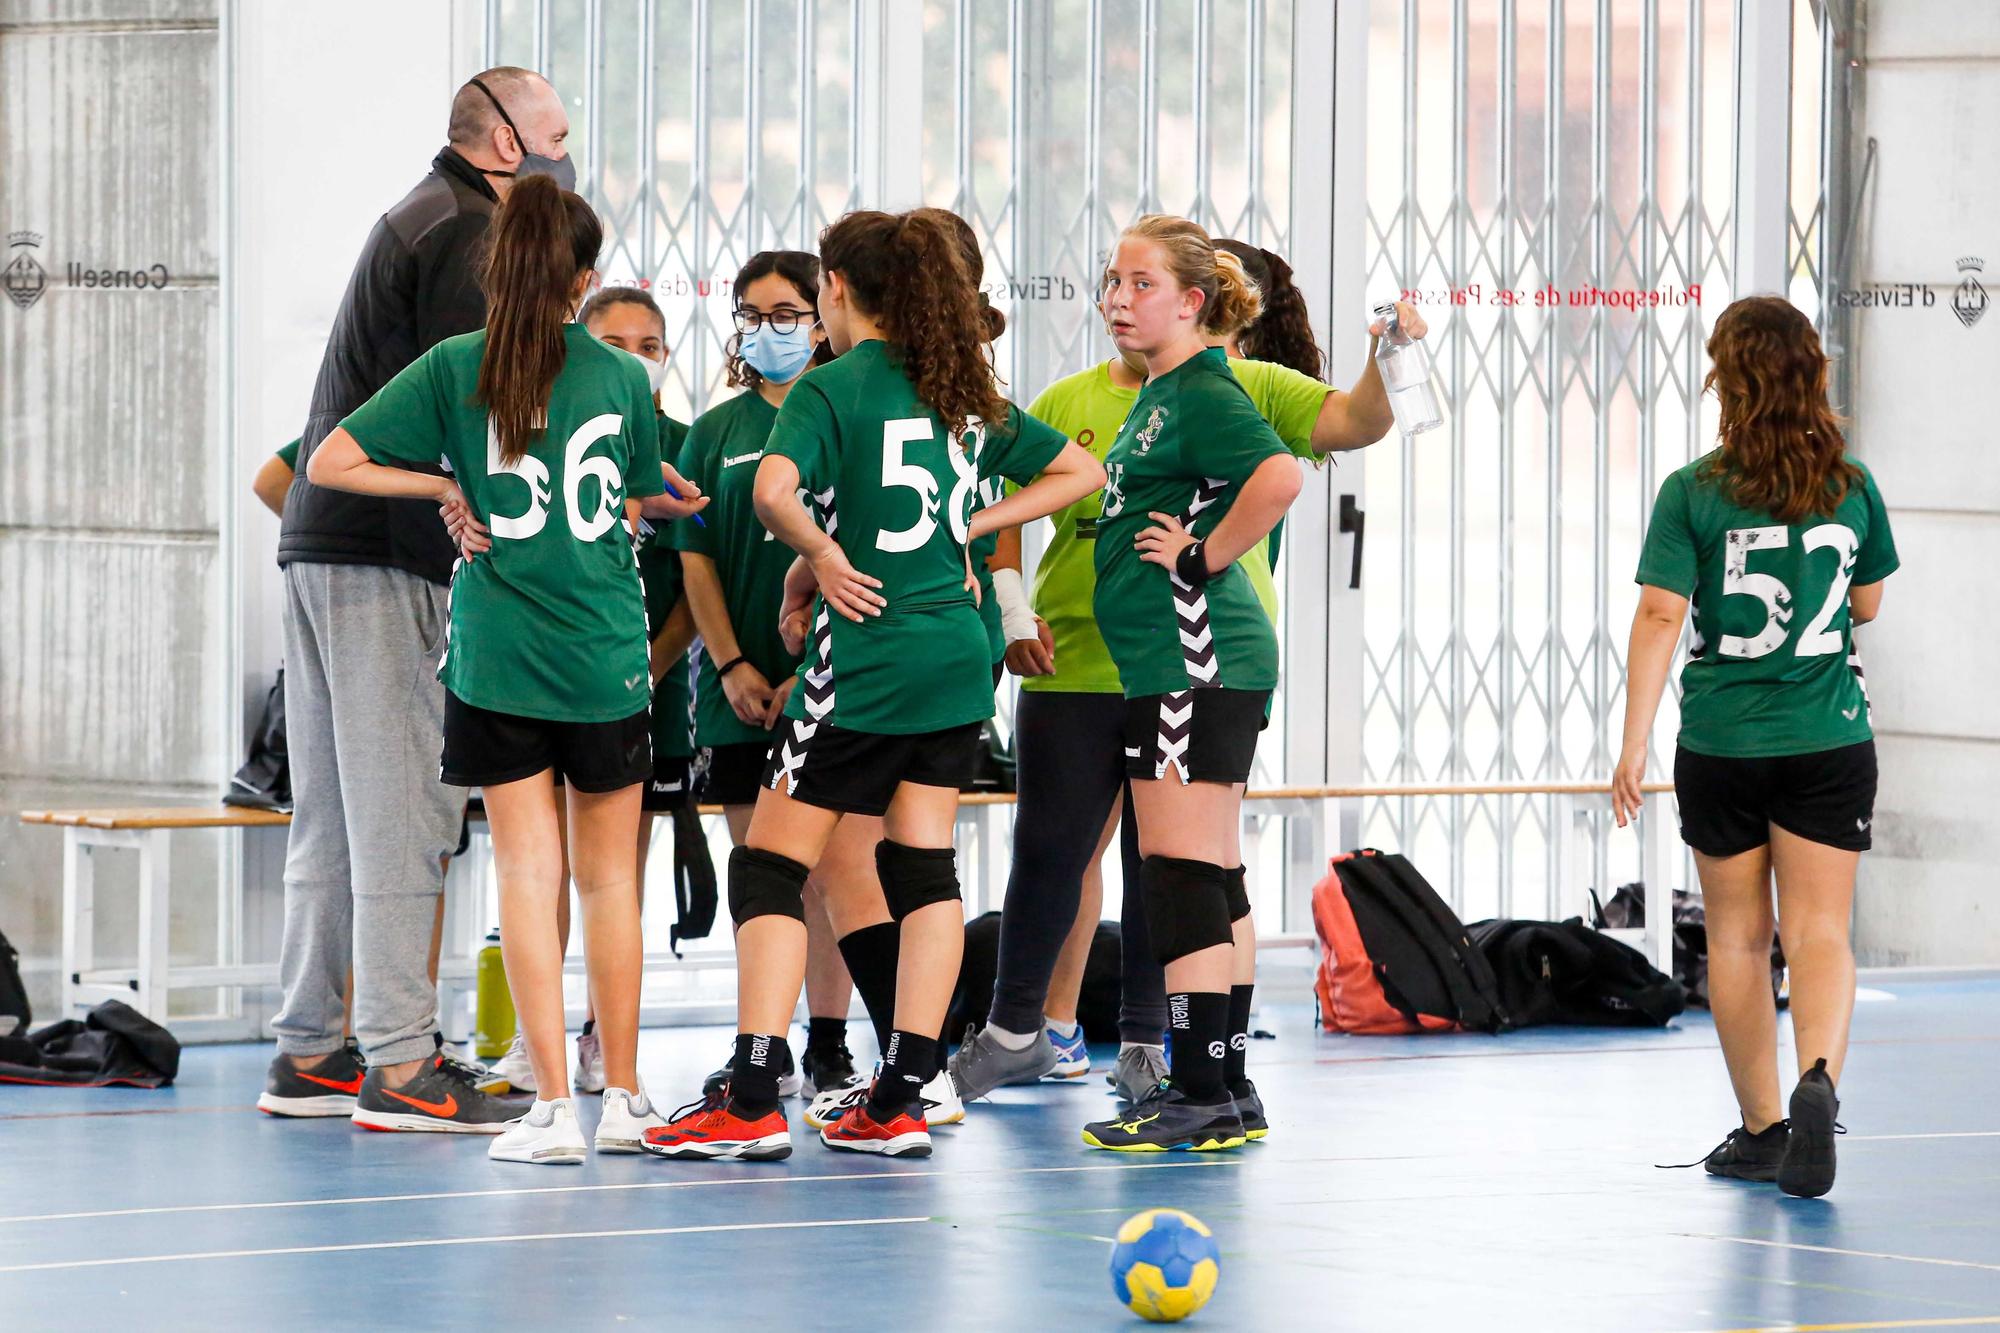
top-left (1175, 539), bottom-right (1214, 586)
top-left (716, 655), bottom-right (749, 678)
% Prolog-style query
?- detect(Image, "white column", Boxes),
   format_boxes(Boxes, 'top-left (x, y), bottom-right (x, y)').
top-left (859, 0), bottom-right (925, 210)
top-left (1731, 0), bottom-right (1792, 298)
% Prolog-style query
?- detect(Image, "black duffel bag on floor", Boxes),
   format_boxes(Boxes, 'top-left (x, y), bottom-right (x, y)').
top-left (0, 999), bottom-right (181, 1088)
top-left (1467, 917), bottom-right (1686, 1028)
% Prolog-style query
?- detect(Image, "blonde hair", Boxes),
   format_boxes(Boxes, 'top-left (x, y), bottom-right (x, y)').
top-left (1113, 214), bottom-right (1263, 336)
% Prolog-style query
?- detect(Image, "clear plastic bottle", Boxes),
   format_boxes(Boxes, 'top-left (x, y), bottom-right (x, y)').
top-left (1373, 303), bottom-right (1445, 438)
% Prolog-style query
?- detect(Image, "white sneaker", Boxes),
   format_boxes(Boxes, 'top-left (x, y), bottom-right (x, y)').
top-left (485, 1031), bottom-right (537, 1094)
top-left (805, 1075), bottom-right (871, 1131)
top-left (922, 1067), bottom-right (965, 1127)
top-left (594, 1085), bottom-right (665, 1153)
top-left (488, 1098), bottom-right (587, 1165)
top-left (573, 1027), bottom-right (606, 1094)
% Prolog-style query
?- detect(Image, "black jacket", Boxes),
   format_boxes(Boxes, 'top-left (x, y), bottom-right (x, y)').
top-left (278, 147), bottom-right (499, 585)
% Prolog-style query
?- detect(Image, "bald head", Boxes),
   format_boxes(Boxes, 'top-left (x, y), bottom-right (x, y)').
top-left (448, 67), bottom-right (570, 182)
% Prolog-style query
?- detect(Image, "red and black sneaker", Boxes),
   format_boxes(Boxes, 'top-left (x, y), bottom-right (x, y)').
top-left (820, 1099), bottom-right (931, 1158)
top-left (642, 1091), bottom-right (792, 1161)
top-left (257, 1043), bottom-right (366, 1118)
top-left (350, 1050), bottom-right (519, 1134)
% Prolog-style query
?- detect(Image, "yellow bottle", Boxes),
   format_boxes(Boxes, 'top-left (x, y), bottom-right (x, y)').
top-left (474, 929), bottom-right (515, 1059)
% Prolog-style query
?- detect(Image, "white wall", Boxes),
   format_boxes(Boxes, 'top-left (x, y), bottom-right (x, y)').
top-left (1847, 0), bottom-right (2000, 964)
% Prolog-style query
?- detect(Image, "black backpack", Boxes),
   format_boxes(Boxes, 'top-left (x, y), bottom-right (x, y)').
top-left (224, 668), bottom-right (291, 812)
top-left (0, 926), bottom-right (29, 1036)
top-left (1591, 882), bottom-right (1787, 1011)
top-left (1331, 851), bottom-right (1510, 1033)
top-left (1467, 917), bottom-right (1686, 1028)
top-left (948, 911), bottom-right (1124, 1044)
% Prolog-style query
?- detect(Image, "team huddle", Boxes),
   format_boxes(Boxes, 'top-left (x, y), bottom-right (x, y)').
top-left (284, 165), bottom-right (1408, 1166)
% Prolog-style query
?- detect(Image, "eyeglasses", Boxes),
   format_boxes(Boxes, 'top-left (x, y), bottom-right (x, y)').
top-left (733, 307), bottom-right (817, 334)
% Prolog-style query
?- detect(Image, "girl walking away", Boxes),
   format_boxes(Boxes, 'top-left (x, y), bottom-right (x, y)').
top-left (309, 175), bottom-right (707, 1163)
top-left (642, 208), bottom-right (1102, 1161)
top-left (1615, 295), bottom-right (1897, 1199)
top-left (1076, 215), bottom-right (1303, 1154)
top-left (671, 250), bottom-right (865, 1101)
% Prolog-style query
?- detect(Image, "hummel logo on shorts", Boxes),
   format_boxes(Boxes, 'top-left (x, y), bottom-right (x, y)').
top-left (1123, 747), bottom-right (1142, 758)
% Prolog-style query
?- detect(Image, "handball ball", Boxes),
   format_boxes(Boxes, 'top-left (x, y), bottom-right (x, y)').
top-left (1109, 1208), bottom-right (1221, 1322)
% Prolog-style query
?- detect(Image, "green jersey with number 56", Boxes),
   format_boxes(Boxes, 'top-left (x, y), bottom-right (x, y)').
top-left (1636, 451), bottom-right (1898, 758)
top-left (763, 340), bottom-right (1068, 734)
top-left (344, 323), bottom-right (665, 724)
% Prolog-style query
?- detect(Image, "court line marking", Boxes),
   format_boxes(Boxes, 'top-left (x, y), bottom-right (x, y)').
top-left (0, 1215), bottom-right (931, 1275)
top-left (1680, 1318), bottom-right (2000, 1332)
top-left (1684, 1234), bottom-right (2000, 1275)
top-left (1843, 1132), bottom-right (2000, 1143)
top-left (0, 1156), bottom-right (1244, 1225)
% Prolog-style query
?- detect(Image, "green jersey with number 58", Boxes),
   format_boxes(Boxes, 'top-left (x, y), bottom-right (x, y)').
top-left (344, 323), bottom-right (666, 724)
top-left (763, 340), bottom-right (1067, 734)
top-left (1636, 451), bottom-right (1898, 758)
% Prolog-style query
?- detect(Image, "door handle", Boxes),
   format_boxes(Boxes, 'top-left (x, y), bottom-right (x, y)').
top-left (1338, 494), bottom-right (1365, 590)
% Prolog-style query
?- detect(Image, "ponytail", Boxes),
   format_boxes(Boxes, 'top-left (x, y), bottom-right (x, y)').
top-left (1118, 214), bottom-right (1263, 340)
top-left (819, 209), bottom-right (1007, 438)
top-left (1215, 238), bottom-right (1325, 380)
top-left (477, 173), bottom-right (604, 465)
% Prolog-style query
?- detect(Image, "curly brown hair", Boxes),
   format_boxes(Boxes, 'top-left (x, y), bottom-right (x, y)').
top-left (909, 207), bottom-right (1007, 344)
top-left (819, 210), bottom-right (1007, 438)
top-left (1214, 238), bottom-right (1325, 380)
top-left (1699, 295), bottom-right (1859, 524)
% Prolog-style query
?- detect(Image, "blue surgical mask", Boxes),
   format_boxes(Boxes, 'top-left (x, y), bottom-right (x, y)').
top-left (740, 322), bottom-right (818, 384)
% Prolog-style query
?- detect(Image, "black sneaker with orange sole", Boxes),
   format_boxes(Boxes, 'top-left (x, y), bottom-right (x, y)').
top-left (257, 1043), bottom-right (367, 1118)
top-left (350, 1050), bottom-right (520, 1134)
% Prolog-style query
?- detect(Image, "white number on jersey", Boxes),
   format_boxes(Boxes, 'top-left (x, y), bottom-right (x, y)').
top-left (1717, 522), bottom-right (1858, 660)
top-left (484, 415), bottom-right (628, 544)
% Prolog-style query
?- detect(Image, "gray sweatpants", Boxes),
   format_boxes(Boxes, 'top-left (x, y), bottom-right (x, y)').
top-left (272, 562), bottom-right (467, 1067)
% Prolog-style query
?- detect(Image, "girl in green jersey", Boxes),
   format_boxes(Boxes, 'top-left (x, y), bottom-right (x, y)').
top-left (644, 209), bottom-right (1101, 1162)
top-left (674, 250), bottom-right (866, 1101)
top-left (311, 177), bottom-right (707, 1164)
top-left (1616, 296), bottom-right (1897, 1198)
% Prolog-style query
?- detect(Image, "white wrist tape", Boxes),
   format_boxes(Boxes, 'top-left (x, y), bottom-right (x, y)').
top-left (992, 567), bottom-right (1038, 644)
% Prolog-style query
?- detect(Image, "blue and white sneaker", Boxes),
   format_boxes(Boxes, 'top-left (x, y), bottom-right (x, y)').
top-left (1044, 1022), bottom-right (1090, 1079)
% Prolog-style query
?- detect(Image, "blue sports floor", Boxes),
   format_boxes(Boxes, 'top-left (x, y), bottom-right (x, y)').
top-left (4, 979), bottom-right (1999, 1331)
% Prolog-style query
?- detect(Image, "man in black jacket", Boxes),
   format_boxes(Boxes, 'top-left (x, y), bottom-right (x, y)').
top-left (258, 68), bottom-right (573, 1131)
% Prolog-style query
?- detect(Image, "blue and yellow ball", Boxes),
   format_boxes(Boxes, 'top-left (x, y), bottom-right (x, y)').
top-left (1108, 1208), bottom-right (1221, 1322)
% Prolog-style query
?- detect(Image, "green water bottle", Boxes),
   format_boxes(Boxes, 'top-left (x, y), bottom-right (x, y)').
top-left (474, 928), bottom-right (515, 1058)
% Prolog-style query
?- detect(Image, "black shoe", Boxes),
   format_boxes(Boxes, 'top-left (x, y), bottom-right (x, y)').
top-left (1683, 1121), bottom-right (1790, 1181)
top-left (256, 1044), bottom-right (367, 1118)
top-left (350, 1050), bottom-right (521, 1135)
top-left (1779, 1059), bottom-right (1841, 1198)
top-left (1081, 1079), bottom-right (1246, 1153)
top-left (702, 1042), bottom-right (802, 1101)
top-left (802, 1041), bottom-right (861, 1097)
top-left (1229, 1079), bottom-right (1269, 1141)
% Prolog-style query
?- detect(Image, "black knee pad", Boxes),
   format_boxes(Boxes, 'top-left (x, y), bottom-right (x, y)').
top-left (1140, 855), bottom-right (1233, 966)
top-left (1224, 865), bottom-right (1250, 922)
top-left (875, 840), bottom-right (960, 922)
top-left (727, 846), bottom-right (809, 926)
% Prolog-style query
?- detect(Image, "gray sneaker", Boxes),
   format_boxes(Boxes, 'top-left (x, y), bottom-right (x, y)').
top-left (1107, 1044), bottom-right (1168, 1103)
top-left (946, 1024), bottom-right (1058, 1100)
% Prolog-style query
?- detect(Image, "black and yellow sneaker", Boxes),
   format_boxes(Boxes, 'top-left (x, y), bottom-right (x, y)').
top-left (1779, 1059), bottom-right (1841, 1198)
top-left (1081, 1080), bottom-right (1246, 1153)
top-left (256, 1043), bottom-right (366, 1118)
top-left (1230, 1079), bottom-right (1269, 1141)
top-left (350, 1050), bottom-right (520, 1135)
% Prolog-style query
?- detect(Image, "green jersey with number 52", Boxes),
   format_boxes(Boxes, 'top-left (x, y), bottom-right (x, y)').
top-left (763, 340), bottom-right (1067, 734)
top-left (1636, 451), bottom-right (1898, 758)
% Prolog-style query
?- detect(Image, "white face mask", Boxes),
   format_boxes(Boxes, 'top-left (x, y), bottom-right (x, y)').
top-left (638, 351), bottom-right (667, 393)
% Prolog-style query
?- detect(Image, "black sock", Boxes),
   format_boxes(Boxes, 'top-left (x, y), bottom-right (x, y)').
top-left (806, 1015), bottom-right (848, 1056)
top-left (868, 1030), bottom-right (937, 1117)
top-left (580, 1017), bottom-right (595, 1038)
top-left (1167, 992), bottom-right (1228, 1100)
top-left (1225, 984), bottom-right (1253, 1092)
top-left (729, 1032), bottom-right (785, 1112)
top-left (837, 922), bottom-right (900, 1054)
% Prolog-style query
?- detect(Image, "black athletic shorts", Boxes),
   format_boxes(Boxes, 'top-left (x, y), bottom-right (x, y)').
top-left (1123, 687), bottom-right (1270, 785)
top-left (1674, 740), bottom-right (1878, 856)
top-left (441, 691), bottom-right (653, 794)
top-left (644, 754), bottom-right (693, 812)
top-left (700, 739), bottom-right (774, 807)
top-left (762, 717), bottom-right (984, 817)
